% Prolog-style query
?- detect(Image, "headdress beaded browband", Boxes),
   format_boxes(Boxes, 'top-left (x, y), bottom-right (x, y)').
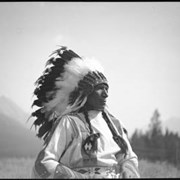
top-left (31, 46), bottom-right (108, 141)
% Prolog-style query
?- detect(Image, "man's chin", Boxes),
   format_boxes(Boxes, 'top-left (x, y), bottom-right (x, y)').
top-left (96, 105), bottom-right (106, 111)
top-left (86, 104), bottom-right (106, 111)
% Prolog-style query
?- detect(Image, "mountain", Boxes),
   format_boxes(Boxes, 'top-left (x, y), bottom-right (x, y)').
top-left (0, 95), bottom-right (30, 127)
top-left (0, 95), bottom-right (42, 158)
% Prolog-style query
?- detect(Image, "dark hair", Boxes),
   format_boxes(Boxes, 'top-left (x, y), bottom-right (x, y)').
top-left (81, 106), bottom-right (93, 134)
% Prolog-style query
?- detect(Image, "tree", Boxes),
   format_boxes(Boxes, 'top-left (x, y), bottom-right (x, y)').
top-left (130, 109), bottom-right (180, 165)
top-left (147, 109), bottom-right (164, 148)
top-left (148, 109), bottom-right (162, 136)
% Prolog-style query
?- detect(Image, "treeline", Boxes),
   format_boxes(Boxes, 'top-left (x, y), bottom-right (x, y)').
top-left (130, 109), bottom-right (180, 166)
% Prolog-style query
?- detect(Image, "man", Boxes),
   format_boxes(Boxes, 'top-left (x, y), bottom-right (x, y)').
top-left (30, 46), bottom-right (140, 178)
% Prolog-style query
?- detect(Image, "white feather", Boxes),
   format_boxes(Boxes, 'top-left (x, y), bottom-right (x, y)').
top-left (43, 56), bottom-right (106, 117)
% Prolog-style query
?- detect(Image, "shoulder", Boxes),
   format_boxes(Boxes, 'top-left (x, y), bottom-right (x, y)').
top-left (61, 112), bottom-right (84, 124)
top-left (46, 113), bottom-right (80, 136)
top-left (58, 112), bottom-right (85, 135)
top-left (44, 113), bottom-right (82, 144)
top-left (56, 112), bottom-right (81, 124)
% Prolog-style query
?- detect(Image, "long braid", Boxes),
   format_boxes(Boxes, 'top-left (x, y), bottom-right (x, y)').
top-left (83, 108), bottom-right (93, 134)
top-left (81, 107), bottom-right (100, 155)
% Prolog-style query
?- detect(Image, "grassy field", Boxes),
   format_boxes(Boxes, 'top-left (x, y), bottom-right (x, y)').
top-left (0, 157), bottom-right (180, 178)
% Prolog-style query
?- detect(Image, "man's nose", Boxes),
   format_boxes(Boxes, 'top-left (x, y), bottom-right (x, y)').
top-left (102, 89), bottom-right (108, 98)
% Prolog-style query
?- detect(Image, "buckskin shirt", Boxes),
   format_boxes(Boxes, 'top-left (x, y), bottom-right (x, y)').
top-left (31, 110), bottom-right (140, 178)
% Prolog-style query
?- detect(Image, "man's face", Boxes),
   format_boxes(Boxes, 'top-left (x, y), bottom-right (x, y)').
top-left (86, 83), bottom-right (109, 111)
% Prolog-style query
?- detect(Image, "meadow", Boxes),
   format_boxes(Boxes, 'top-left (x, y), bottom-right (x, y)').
top-left (0, 157), bottom-right (180, 178)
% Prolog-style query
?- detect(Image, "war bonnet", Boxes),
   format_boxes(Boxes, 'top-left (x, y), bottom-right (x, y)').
top-left (31, 46), bottom-right (108, 140)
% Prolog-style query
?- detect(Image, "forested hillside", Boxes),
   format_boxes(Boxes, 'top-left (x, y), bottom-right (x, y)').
top-left (130, 109), bottom-right (180, 167)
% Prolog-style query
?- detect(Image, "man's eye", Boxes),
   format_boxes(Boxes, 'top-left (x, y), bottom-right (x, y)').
top-left (104, 87), bottom-right (108, 92)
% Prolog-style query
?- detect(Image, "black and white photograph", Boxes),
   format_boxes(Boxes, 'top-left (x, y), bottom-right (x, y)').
top-left (0, 2), bottom-right (180, 178)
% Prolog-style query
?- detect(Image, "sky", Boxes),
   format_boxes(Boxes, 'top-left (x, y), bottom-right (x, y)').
top-left (0, 2), bottom-right (180, 135)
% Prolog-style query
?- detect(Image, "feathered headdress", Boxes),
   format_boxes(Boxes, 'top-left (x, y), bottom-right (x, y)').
top-left (31, 46), bottom-right (108, 141)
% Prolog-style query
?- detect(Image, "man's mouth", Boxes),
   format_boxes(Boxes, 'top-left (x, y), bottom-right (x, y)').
top-left (100, 100), bottom-right (106, 105)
